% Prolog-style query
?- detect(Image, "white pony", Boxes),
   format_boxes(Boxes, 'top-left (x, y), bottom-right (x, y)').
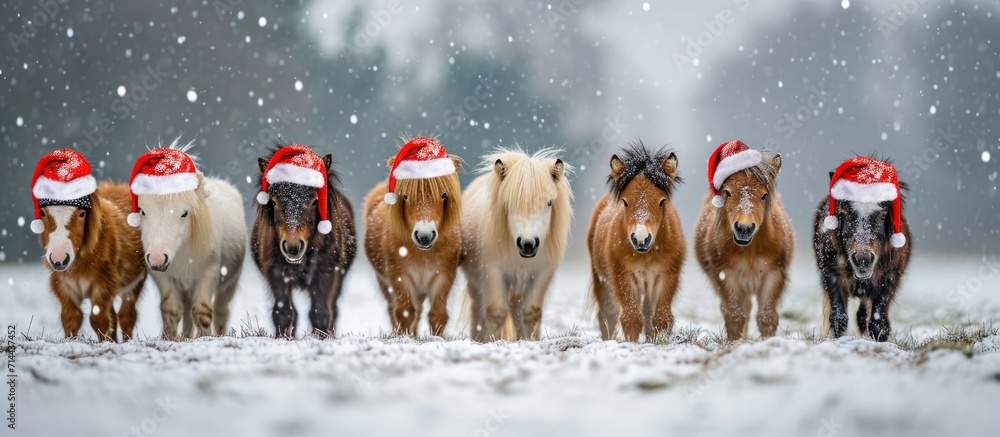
top-left (460, 148), bottom-right (573, 341)
top-left (129, 140), bottom-right (246, 339)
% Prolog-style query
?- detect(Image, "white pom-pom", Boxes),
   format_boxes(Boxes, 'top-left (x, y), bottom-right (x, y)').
top-left (127, 212), bottom-right (141, 227)
top-left (384, 192), bottom-right (397, 205)
top-left (256, 191), bottom-right (270, 205)
top-left (890, 233), bottom-right (906, 248)
top-left (711, 195), bottom-right (724, 208)
top-left (824, 215), bottom-right (839, 230)
top-left (317, 220), bottom-right (332, 235)
top-left (30, 219), bottom-right (44, 234)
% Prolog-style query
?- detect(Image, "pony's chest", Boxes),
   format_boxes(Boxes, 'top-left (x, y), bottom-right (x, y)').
top-left (54, 275), bottom-right (94, 301)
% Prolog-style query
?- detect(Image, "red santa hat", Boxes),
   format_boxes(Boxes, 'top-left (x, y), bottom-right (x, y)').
top-left (707, 140), bottom-right (763, 208)
top-left (383, 136), bottom-right (454, 205)
top-left (126, 147), bottom-right (200, 227)
top-left (29, 149), bottom-right (98, 234)
top-left (823, 156), bottom-right (906, 249)
top-left (255, 145), bottom-right (332, 234)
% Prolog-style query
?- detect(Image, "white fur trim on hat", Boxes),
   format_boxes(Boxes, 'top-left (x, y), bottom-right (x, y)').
top-left (317, 220), bottom-right (332, 234)
top-left (392, 157), bottom-right (455, 180)
top-left (890, 232), bottom-right (906, 248)
top-left (32, 175), bottom-right (97, 201)
top-left (256, 191), bottom-right (270, 205)
top-left (824, 215), bottom-right (839, 230)
top-left (384, 192), bottom-right (398, 205)
top-left (829, 180), bottom-right (898, 203)
top-left (264, 163), bottom-right (326, 188)
top-left (711, 195), bottom-right (724, 208)
top-left (130, 172), bottom-right (200, 195)
top-left (30, 219), bottom-right (45, 234)
top-left (127, 212), bottom-right (141, 227)
top-left (713, 149), bottom-right (762, 189)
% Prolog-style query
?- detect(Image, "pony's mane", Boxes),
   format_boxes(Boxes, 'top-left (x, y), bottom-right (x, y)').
top-left (608, 141), bottom-right (681, 199)
top-left (151, 136), bottom-right (199, 160)
top-left (479, 146), bottom-right (574, 262)
top-left (151, 188), bottom-right (213, 257)
top-left (389, 170), bottom-right (462, 237)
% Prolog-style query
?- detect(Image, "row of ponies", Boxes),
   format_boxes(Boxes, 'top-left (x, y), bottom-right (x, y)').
top-left (30, 137), bottom-right (910, 344)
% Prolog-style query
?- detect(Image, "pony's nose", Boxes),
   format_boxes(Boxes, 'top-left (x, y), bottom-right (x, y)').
top-left (413, 230), bottom-right (437, 249)
top-left (48, 253), bottom-right (71, 271)
top-left (630, 233), bottom-right (653, 252)
top-left (851, 251), bottom-right (876, 269)
top-left (146, 253), bottom-right (170, 272)
top-left (516, 237), bottom-right (539, 258)
top-left (733, 222), bottom-right (756, 244)
top-left (281, 239), bottom-right (306, 257)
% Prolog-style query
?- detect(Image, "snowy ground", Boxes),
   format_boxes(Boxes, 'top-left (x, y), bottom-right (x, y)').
top-left (3, 249), bottom-right (1000, 436)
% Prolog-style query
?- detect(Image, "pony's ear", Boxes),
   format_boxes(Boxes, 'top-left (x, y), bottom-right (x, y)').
top-left (322, 154), bottom-right (333, 172)
top-left (829, 171), bottom-right (835, 181)
top-left (494, 159), bottom-right (507, 179)
top-left (772, 153), bottom-right (782, 175)
top-left (551, 158), bottom-right (565, 181)
top-left (258, 157), bottom-right (269, 174)
top-left (195, 171), bottom-right (206, 194)
top-left (662, 152), bottom-right (679, 179)
top-left (386, 157), bottom-right (395, 169)
top-left (449, 155), bottom-right (462, 172)
top-left (610, 155), bottom-right (625, 179)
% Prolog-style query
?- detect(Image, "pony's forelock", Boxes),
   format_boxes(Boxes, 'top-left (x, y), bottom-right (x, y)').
top-left (608, 141), bottom-right (680, 199)
top-left (388, 172), bottom-right (462, 237)
top-left (147, 189), bottom-right (213, 257)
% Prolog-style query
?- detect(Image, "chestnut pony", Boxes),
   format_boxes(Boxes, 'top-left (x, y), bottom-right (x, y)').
top-left (587, 143), bottom-right (685, 342)
top-left (694, 143), bottom-right (793, 341)
top-left (252, 145), bottom-right (356, 338)
top-left (363, 137), bottom-right (462, 336)
top-left (33, 150), bottom-right (146, 341)
top-left (460, 147), bottom-right (573, 342)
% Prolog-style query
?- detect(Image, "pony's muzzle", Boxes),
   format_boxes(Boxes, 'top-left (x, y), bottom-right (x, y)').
top-left (146, 253), bottom-right (170, 272)
top-left (732, 222), bottom-right (757, 246)
top-left (516, 237), bottom-right (539, 258)
top-left (48, 253), bottom-right (72, 271)
top-left (412, 230), bottom-right (437, 250)
top-left (280, 239), bottom-right (306, 263)
top-left (850, 250), bottom-right (877, 279)
top-left (630, 233), bottom-right (653, 253)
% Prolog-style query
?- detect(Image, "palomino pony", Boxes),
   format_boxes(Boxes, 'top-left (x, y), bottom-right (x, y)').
top-left (814, 156), bottom-right (911, 342)
top-left (363, 137), bottom-right (462, 336)
top-left (694, 141), bottom-right (793, 341)
top-left (31, 149), bottom-right (146, 341)
top-left (460, 147), bottom-right (573, 342)
top-left (130, 142), bottom-right (246, 339)
top-left (252, 144), bottom-right (356, 338)
top-left (587, 143), bottom-right (685, 342)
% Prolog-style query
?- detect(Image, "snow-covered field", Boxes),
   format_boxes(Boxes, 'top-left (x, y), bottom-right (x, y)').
top-left (3, 250), bottom-right (1000, 436)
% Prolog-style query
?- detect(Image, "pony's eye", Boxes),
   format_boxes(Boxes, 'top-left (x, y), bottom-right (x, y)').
top-left (761, 193), bottom-right (768, 201)
top-left (40, 211), bottom-right (46, 217)
top-left (313, 199), bottom-right (319, 206)
top-left (547, 200), bottom-right (553, 207)
top-left (402, 195), bottom-right (408, 201)
top-left (659, 199), bottom-right (666, 207)
top-left (140, 210), bottom-right (145, 216)
top-left (621, 199), bottom-right (629, 207)
top-left (78, 211), bottom-right (86, 218)
top-left (181, 211), bottom-right (189, 218)
top-left (724, 190), bottom-right (732, 198)
top-left (442, 192), bottom-right (448, 200)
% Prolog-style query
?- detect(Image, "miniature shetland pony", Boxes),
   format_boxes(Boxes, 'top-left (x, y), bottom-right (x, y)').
top-left (694, 143), bottom-right (792, 341)
top-left (32, 149), bottom-right (146, 341)
top-left (252, 145), bottom-right (356, 338)
top-left (130, 142), bottom-right (245, 339)
top-left (460, 148), bottom-right (573, 342)
top-left (363, 137), bottom-right (462, 336)
top-left (587, 143), bottom-right (685, 342)
top-left (813, 156), bottom-right (911, 342)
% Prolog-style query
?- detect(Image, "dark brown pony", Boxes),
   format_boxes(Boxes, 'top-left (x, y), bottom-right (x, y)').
top-left (252, 145), bottom-right (356, 338)
top-left (813, 158), bottom-right (911, 342)
top-left (38, 183), bottom-right (147, 341)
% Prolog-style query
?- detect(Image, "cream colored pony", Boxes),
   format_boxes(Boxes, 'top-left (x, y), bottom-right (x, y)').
top-left (460, 148), bottom-right (573, 341)
top-left (136, 144), bottom-right (246, 339)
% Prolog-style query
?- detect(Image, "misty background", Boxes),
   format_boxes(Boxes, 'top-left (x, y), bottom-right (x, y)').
top-left (1, 0), bottom-right (997, 265)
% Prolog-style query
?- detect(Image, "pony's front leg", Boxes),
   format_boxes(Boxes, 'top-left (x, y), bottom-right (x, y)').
top-left (270, 283), bottom-right (297, 339)
top-left (191, 267), bottom-right (219, 337)
top-left (88, 277), bottom-right (119, 342)
top-left (157, 280), bottom-right (183, 341)
top-left (755, 269), bottom-right (785, 338)
top-left (391, 279), bottom-right (419, 336)
top-left (51, 275), bottom-right (83, 338)
top-left (480, 271), bottom-right (508, 342)
top-left (868, 290), bottom-right (893, 342)
top-left (117, 275), bottom-right (145, 341)
top-left (720, 281), bottom-right (753, 342)
top-left (651, 273), bottom-right (680, 340)
top-left (821, 273), bottom-right (849, 339)
top-left (427, 267), bottom-right (457, 337)
top-left (523, 272), bottom-right (555, 341)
